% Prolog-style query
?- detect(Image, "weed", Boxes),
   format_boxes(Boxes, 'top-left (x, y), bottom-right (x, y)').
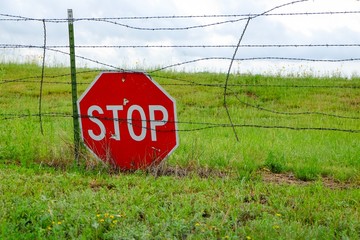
top-left (264, 152), bottom-right (286, 174)
top-left (295, 165), bottom-right (320, 181)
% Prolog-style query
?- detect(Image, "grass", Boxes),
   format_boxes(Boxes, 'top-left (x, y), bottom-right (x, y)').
top-left (0, 164), bottom-right (359, 239)
top-left (1, 62), bottom-right (360, 239)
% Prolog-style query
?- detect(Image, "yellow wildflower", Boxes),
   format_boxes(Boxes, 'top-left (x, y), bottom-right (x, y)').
top-left (210, 226), bottom-right (218, 231)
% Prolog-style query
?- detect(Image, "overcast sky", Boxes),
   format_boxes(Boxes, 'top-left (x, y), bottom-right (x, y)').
top-left (1, 0), bottom-right (360, 77)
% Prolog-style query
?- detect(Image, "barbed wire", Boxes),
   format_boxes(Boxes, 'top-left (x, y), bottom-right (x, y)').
top-left (224, 17), bottom-right (251, 141)
top-left (67, 1), bottom-right (311, 31)
top-left (0, 69), bottom-right (102, 85)
top-left (1, 112), bottom-right (359, 134)
top-left (149, 56), bottom-right (360, 73)
top-left (1, 52), bottom-right (359, 79)
top-left (151, 74), bottom-right (360, 89)
top-left (3, 43), bottom-right (360, 49)
top-left (46, 48), bottom-right (124, 71)
top-left (2, 11), bottom-right (360, 22)
top-left (2, 74), bottom-right (360, 90)
top-left (228, 89), bottom-right (360, 120)
top-left (0, 63), bottom-right (359, 88)
top-left (39, 19), bottom-right (46, 135)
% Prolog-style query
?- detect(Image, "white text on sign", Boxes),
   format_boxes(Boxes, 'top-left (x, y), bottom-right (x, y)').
top-left (87, 105), bottom-right (168, 141)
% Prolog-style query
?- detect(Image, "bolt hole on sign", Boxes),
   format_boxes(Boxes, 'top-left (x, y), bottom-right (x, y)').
top-left (77, 72), bottom-right (179, 170)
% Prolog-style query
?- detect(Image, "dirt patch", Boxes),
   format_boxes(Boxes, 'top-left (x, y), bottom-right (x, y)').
top-left (89, 179), bottom-right (116, 191)
top-left (146, 164), bottom-right (359, 190)
top-left (261, 170), bottom-right (309, 186)
top-left (145, 163), bottom-right (231, 179)
top-left (261, 170), bottom-right (359, 190)
top-left (245, 91), bottom-right (258, 99)
top-left (2, 161), bottom-right (357, 190)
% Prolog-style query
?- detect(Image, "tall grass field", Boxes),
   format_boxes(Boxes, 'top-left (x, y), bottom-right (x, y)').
top-left (1, 63), bottom-right (359, 239)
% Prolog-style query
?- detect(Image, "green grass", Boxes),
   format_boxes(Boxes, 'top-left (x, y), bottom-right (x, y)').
top-left (1, 63), bottom-right (360, 239)
top-left (0, 164), bottom-right (359, 239)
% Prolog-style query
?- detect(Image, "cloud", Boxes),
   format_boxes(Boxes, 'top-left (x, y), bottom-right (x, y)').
top-left (1, 0), bottom-right (360, 77)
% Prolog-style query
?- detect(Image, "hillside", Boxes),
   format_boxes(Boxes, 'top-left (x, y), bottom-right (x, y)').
top-left (1, 63), bottom-right (359, 239)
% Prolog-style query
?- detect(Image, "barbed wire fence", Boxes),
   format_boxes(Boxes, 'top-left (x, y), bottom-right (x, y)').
top-left (1, 0), bottom-right (360, 161)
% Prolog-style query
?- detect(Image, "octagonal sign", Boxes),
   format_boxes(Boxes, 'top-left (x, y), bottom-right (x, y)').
top-left (77, 72), bottom-right (178, 169)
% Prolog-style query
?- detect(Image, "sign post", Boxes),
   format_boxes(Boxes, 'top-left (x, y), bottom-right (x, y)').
top-left (77, 72), bottom-right (178, 169)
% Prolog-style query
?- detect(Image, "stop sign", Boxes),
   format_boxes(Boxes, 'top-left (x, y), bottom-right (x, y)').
top-left (77, 72), bottom-right (178, 169)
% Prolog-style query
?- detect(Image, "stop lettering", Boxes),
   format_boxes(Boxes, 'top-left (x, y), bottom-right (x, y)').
top-left (87, 104), bottom-right (168, 141)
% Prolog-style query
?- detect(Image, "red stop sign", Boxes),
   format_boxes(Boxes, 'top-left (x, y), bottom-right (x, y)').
top-left (77, 72), bottom-right (178, 169)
